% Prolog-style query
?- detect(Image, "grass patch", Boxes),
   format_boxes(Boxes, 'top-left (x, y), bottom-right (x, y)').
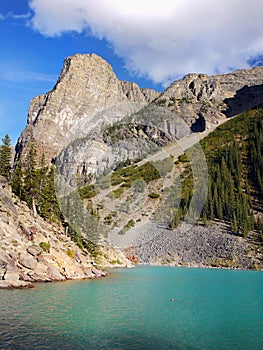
top-left (119, 219), bottom-right (135, 235)
top-left (39, 242), bottom-right (50, 253)
top-left (107, 187), bottom-right (124, 199)
top-left (148, 192), bottom-right (160, 199)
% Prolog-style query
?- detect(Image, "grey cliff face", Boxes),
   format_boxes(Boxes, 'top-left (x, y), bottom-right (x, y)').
top-left (16, 54), bottom-right (159, 163)
top-left (154, 67), bottom-right (263, 131)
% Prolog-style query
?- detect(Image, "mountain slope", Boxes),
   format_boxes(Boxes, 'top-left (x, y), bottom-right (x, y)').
top-left (200, 108), bottom-right (263, 237)
top-left (129, 109), bottom-right (263, 269)
top-left (52, 108), bottom-right (263, 269)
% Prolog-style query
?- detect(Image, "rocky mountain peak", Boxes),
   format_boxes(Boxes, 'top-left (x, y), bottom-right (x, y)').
top-left (57, 53), bottom-right (113, 83)
top-left (16, 53), bottom-right (159, 163)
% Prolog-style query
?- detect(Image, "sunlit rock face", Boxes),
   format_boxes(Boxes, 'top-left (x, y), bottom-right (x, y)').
top-left (154, 66), bottom-right (263, 131)
top-left (15, 53), bottom-right (159, 163)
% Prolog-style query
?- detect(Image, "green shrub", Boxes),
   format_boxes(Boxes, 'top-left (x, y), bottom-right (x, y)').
top-left (148, 192), bottom-right (160, 199)
top-left (104, 214), bottom-right (113, 225)
top-left (107, 187), bottom-right (124, 199)
top-left (79, 184), bottom-right (97, 199)
top-left (113, 187), bottom-right (124, 198)
top-left (109, 259), bottom-right (122, 265)
top-left (119, 219), bottom-right (135, 235)
top-left (178, 154), bottom-right (189, 163)
top-left (39, 242), bottom-right (50, 253)
top-left (67, 249), bottom-right (75, 259)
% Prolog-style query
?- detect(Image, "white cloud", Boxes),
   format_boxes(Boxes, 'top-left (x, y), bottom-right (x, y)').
top-left (0, 62), bottom-right (57, 83)
top-left (29, 0), bottom-right (263, 84)
top-left (8, 12), bottom-right (31, 20)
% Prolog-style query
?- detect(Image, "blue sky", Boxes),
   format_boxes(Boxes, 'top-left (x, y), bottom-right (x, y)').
top-left (0, 0), bottom-right (263, 143)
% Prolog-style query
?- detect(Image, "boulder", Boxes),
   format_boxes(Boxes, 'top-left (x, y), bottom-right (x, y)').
top-left (0, 280), bottom-right (34, 289)
top-left (19, 254), bottom-right (37, 270)
top-left (28, 272), bottom-right (51, 282)
top-left (47, 265), bottom-right (65, 281)
top-left (91, 268), bottom-right (103, 277)
top-left (19, 274), bottom-right (35, 282)
top-left (4, 264), bottom-right (20, 282)
top-left (27, 244), bottom-right (42, 257)
top-left (83, 267), bottom-right (93, 278)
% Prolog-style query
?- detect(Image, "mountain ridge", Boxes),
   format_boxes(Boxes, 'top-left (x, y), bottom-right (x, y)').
top-left (15, 54), bottom-right (263, 165)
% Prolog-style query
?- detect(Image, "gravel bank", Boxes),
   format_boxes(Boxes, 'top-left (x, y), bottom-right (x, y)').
top-left (122, 222), bottom-right (263, 269)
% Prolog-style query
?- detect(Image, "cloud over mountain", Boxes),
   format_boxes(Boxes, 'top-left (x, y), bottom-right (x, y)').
top-left (29, 0), bottom-right (263, 84)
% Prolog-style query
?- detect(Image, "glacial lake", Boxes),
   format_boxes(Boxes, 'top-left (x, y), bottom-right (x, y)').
top-left (0, 266), bottom-right (262, 349)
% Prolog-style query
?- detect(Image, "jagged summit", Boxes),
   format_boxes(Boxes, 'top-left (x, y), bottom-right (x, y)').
top-left (155, 65), bottom-right (263, 131)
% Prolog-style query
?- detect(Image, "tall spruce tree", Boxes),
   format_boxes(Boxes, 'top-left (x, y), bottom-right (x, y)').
top-left (0, 134), bottom-right (12, 179)
top-left (23, 135), bottom-right (38, 215)
top-left (11, 158), bottom-right (23, 198)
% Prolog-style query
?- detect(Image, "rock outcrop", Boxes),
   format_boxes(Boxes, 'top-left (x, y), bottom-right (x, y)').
top-left (154, 67), bottom-right (263, 131)
top-left (0, 176), bottom-right (132, 289)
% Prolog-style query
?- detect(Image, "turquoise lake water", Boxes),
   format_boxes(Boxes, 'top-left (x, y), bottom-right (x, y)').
top-left (0, 266), bottom-right (262, 349)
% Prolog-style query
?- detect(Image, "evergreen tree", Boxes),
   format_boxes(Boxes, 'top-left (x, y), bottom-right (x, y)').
top-left (11, 158), bottom-right (23, 198)
top-left (230, 213), bottom-right (238, 234)
top-left (38, 165), bottom-right (61, 221)
top-left (0, 134), bottom-right (12, 179)
top-left (23, 136), bottom-right (38, 215)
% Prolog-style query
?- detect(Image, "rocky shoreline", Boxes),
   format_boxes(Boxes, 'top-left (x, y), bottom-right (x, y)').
top-left (0, 180), bottom-right (132, 289)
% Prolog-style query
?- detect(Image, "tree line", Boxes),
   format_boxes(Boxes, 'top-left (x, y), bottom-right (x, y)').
top-left (0, 133), bottom-right (60, 221)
